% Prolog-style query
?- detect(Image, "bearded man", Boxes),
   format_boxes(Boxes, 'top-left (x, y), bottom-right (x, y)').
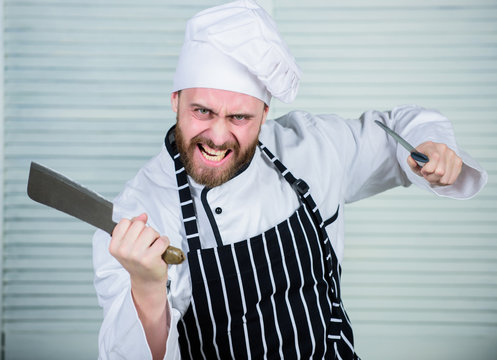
top-left (92, 1), bottom-right (487, 359)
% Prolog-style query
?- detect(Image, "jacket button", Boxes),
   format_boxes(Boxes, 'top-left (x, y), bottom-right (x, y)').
top-left (215, 207), bottom-right (222, 214)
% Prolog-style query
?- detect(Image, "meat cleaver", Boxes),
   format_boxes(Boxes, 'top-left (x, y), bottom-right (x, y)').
top-left (27, 162), bottom-right (185, 265)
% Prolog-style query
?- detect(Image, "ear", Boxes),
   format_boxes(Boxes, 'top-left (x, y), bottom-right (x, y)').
top-left (171, 92), bottom-right (179, 113)
top-left (261, 104), bottom-right (269, 125)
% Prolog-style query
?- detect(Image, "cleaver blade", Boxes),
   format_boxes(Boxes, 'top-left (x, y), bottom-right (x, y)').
top-left (27, 162), bottom-right (185, 265)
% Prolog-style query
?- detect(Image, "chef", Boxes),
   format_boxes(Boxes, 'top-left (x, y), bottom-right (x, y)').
top-left (92, 1), bottom-right (488, 359)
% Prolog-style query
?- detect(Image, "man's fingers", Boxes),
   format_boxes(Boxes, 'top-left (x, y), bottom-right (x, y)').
top-left (407, 155), bottom-right (422, 174)
top-left (438, 156), bottom-right (455, 185)
top-left (451, 157), bottom-right (463, 183)
top-left (125, 222), bottom-right (161, 260)
top-left (149, 236), bottom-right (170, 259)
top-left (122, 218), bottom-right (146, 245)
top-left (112, 213), bottom-right (147, 246)
top-left (109, 213), bottom-right (160, 261)
top-left (108, 214), bottom-right (169, 285)
top-left (440, 154), bottom-right (463, 185)
top-left (131, 213), bottom-right (148, 223)
top-left (409, 141), bottom-right (463, 186)
top-left (111, 218), bottom-right (130, 240)
top-left (420, 150), bottom-right (439, 175)
top-left (109, 218), bottom-right (131, 255)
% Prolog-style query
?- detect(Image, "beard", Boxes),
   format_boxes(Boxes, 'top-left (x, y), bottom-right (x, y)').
top-left (174, 121), bottom-right (260, 188)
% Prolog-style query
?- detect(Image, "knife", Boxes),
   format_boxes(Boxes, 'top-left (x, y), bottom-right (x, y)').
top-left (26, 162), bottom-right (186, 265)
top-left (374, 120), bottom-right (429, 167)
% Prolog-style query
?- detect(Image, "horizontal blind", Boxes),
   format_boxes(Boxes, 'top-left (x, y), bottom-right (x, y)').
top-left (274, 0), bottom-right (497, 359)
top-left (0, 0), bottom-right (5, 357)
top-left (2, 1), bottom-right (224, 358)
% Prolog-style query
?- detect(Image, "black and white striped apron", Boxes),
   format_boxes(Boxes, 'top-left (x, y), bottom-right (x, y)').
top-left (171, 138), bottom-right (359, 359)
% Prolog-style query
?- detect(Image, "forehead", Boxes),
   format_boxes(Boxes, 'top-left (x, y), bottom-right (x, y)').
top-left (179, 88), bottom-right (264, 111)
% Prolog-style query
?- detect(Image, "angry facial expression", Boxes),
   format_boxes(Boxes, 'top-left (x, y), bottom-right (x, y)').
top-left (172, 88), bottom-right (268, 188)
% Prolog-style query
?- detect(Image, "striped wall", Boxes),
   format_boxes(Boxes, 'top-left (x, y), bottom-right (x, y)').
top-left (2, 0), bottom-right (496, 359)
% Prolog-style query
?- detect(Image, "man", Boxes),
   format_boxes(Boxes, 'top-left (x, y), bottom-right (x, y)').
top-left (92, 1), bottom-right (487, 359)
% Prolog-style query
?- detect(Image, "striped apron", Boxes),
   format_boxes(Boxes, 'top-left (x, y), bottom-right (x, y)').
top-left (171, 139), bottom-right (360, 359)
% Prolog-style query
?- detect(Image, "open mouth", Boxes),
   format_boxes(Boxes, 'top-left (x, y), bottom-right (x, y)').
top-left (198, 143), bottom-right (232, 162)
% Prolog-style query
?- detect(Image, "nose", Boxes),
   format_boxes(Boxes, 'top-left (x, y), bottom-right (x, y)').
top-left (208, 117), bottom-right (232, 146)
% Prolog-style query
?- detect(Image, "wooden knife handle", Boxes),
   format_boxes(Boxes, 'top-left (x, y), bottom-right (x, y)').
top-left (162, 246), bottom-right (186, 264)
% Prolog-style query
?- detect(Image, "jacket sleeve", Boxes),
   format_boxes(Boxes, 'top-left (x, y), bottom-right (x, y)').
top-left (92, 150), bottom-right (187, 359)
top-left (93, 231), bottom-right (183, 360)
top-left (328, 105), bottom-right (488, 203)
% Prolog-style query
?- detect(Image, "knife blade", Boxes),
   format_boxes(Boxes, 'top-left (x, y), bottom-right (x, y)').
top-left (374, 120), bottom-right (429, 167)
top-left (27, 162), bottom-right (185, 265)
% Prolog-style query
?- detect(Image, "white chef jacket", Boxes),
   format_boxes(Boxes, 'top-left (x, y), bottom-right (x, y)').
top-left (92, 105), bottom-right (487, 360)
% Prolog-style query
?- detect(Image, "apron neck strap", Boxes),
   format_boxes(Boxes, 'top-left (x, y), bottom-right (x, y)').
top-left (166, 126), bottom-right (202, 250)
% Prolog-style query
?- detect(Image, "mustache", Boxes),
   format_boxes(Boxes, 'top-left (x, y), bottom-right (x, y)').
top-left (191, 135), bottom-right (239, 152)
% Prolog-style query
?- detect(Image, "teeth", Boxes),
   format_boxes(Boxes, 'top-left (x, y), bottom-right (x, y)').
top-left (200, 144), bottom-right (228, 162)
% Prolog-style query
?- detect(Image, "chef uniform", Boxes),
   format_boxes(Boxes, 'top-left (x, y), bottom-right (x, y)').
top-left (92, 1), bottom-right (488, 359)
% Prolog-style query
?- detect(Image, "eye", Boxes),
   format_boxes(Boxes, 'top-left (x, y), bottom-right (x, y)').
top-left (232, 114), bottom-right (246, 121)
top-left (193, 108), bottom-right (212, 120)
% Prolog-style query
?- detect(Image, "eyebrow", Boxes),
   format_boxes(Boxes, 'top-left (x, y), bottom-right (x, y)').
top-left (190, 102), bottom-right (211, 110)
top-left (189, 103), bottom-right (256, 118)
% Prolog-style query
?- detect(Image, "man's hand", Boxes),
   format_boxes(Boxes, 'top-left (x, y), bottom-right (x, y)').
top-left (407, 141), bottom-right (463, 186)
top-left (109, 213), bottom-right (169, 285)
top-left (109, 213), bottom-right (170, 360)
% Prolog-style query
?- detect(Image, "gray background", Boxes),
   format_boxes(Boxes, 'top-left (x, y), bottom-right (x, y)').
top-left (1, 0), bottom-right (496, 359)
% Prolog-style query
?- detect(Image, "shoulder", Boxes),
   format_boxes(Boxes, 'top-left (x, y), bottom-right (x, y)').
top-left (260, 110), bottom-right (352, 148)
top-left (259, 110), bottom-right (352, 162)
top-left (259, 111), bottom-right (347, 211)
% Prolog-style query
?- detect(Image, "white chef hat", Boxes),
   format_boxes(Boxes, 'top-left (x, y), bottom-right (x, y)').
top-left (172, 0), bottom-right (301, 104)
